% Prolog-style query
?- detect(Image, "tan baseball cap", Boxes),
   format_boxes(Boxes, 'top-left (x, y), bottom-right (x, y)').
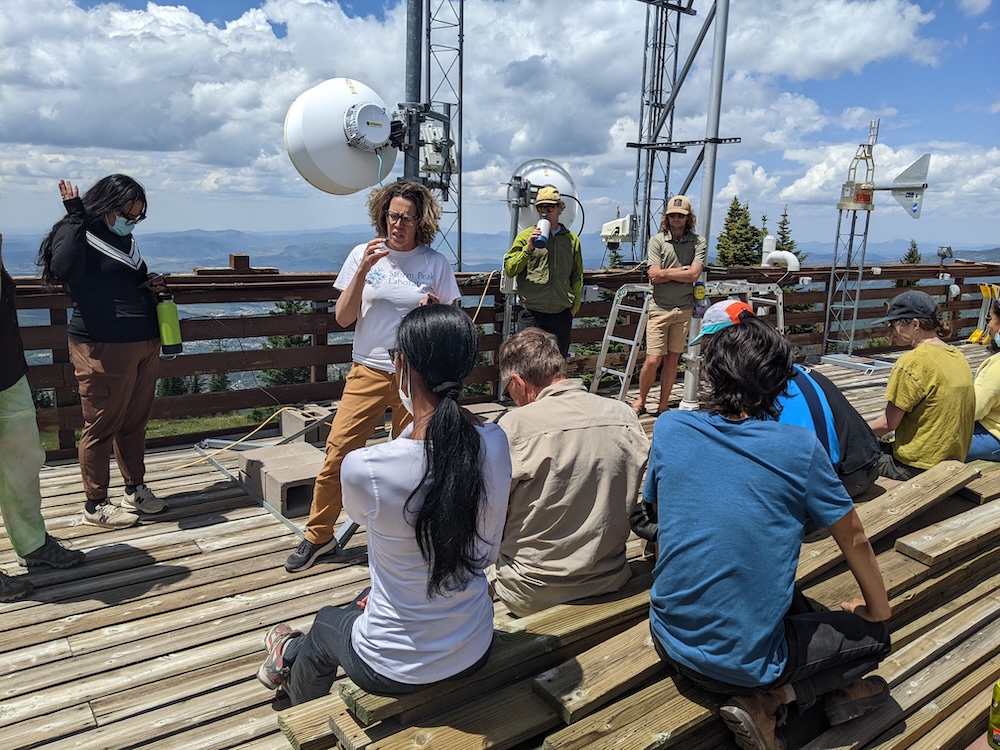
top-left (534, 185), bottom-right (561, 205)
top-left (665, 195), bottom-right (692, 215)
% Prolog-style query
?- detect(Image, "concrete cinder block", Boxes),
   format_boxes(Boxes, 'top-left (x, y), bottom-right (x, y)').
top-left (280, 403), bottom-right (334, 444)
top-left (238, 443), bottom-right (326, 498)
top-left (263, 459), bottom-right (327, 518)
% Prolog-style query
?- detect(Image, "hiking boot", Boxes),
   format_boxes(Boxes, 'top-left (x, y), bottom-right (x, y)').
top-left (83, 502), bottom-right (139, 529)
top-left (719, 689), bottom-right (788, 750)
top-left (257, 623), bottom-right (302, 690)
top-left (121, 484), bottom-right (167, 514)
top-left (16, 534), bottom-right (86, 569)
top-left (284, 538), bottom-right (338, 573)
top-left (0, 570), bottom-right (33, 602)
top-left (824, 676), bottom-right (889, 726)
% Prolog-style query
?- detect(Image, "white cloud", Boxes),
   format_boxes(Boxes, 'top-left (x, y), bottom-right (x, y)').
top-left (0, 0), bottom-right (994, 249)
top-left (958, 0), bottom-right (992, 16)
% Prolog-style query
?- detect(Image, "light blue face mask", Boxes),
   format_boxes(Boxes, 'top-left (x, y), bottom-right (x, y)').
top-left (993, 331), bottom-right (1000, 349)
top-left (108, 216), bottom-right (136, 236)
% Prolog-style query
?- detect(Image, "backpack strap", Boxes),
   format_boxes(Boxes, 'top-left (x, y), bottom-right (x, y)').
top-left (792, 367), bottom-right (831, 455)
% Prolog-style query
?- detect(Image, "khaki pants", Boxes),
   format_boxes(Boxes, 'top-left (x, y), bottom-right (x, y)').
top-left (0, 376), bottom-right (47, 557)
top-left (306, 364), bottom-right (411, 544)
top-left (69, 338), bottom-right (160, 500)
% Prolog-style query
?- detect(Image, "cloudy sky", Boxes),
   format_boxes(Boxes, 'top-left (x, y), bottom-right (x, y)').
top-left (0, 0), bottom-right (996, 257)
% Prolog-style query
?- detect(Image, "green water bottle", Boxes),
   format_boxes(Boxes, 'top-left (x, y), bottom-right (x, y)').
top-left (155, 291), bottom-right (183, 356)
top-left (989, 678), bottom-right (1000, 749)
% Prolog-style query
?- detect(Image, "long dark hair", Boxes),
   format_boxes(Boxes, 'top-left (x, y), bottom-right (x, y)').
top-left (37, 174), bottom-right (147, 285)
top-left (703, 315), bottom-right (794, 420)
top-left (397, 304), bottom-right (486, 598)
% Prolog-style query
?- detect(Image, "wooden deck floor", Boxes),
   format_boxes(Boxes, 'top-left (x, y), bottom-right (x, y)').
top-left (1, 343), bottom-right (994, 750)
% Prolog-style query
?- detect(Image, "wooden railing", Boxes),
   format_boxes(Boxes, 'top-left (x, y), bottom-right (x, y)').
top-left (14, 254), bottom-right (1000, 457)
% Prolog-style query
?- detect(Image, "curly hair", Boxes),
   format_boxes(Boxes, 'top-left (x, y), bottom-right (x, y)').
top-left (702, 315), bottom-right (794, 420)
top-left (367, 180), bottom-right (441, 247)
top-left (660, 209), bottom-right (697, 235)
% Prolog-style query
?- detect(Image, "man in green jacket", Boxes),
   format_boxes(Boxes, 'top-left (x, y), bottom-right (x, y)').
top-left (503, 186), bottom-right (583, 357)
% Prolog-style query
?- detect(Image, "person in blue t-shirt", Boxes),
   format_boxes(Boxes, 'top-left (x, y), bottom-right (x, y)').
top-left (639, 311), bottom-right (892, 750)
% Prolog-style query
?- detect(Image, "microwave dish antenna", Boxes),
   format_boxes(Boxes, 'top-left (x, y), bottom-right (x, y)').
top-left (284, 77), bottom-right (399, 195)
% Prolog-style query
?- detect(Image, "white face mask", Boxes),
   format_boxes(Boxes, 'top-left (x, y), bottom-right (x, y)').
top-left (397, 364), bottom-right (414, 416)
top-left (993, 331), bottom-right (1000, 349)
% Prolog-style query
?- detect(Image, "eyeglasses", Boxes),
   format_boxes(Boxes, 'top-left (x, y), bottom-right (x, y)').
top-left (536, 204), bottom-right (558, 213)
top-left (386, 210), bottom-right (417, 227)
top-left (117, 208), bottom-right (146, 224)
top-left (388, 347), bottom-right (401, 361)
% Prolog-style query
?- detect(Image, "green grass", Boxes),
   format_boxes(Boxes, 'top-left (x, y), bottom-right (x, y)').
top-left (39, 411), bottom-right (267, 452)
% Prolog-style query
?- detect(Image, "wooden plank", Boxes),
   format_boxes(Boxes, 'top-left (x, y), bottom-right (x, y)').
top-left (531, 619), bottom-right (661, 724)
top-left (340, 568), bottom-right (652, 726)
top-left (367, 682), bottom-right (559, 750)
top-left (542, 675), bottom-right (722, 750)
top-left (888, 573), bottom-right (1000, 652)
top-left (795, 461), bottom-right (980, 585)
top-left (800, 616), bottom-right (1000, 750)
top-left (327, 701), bottom-right (405, 750)
top-left (864, 653), bottom-right (1000, 750)
top-left (39, 681), bottom-right (272, 750)
top-left (958, 470), bottom-right (1000, 504)
top-left (0, 703), bottom-right (96, 750)
top-left (894, 500), bottom-right (1000, 567)
top-left (898, 682), bottom-right (994, 750)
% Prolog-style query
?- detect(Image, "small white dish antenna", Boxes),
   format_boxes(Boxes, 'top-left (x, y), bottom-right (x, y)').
top-left (284, 77), bottom-right (398, 195)
top-left (507, 158), bottom-right (578, 231)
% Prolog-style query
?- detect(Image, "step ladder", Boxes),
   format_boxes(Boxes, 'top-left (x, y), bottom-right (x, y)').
top-left (967, 283), bottom-right (999, 344)
top-left (590, 283), bottom-right (653, 400)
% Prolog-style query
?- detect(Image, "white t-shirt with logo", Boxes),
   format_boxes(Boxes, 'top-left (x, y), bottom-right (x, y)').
top-left (334, 243), bottom-right (461, 373)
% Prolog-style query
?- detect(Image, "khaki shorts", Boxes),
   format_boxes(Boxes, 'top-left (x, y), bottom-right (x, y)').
top-left (645, 308), bottom-right (691, 355)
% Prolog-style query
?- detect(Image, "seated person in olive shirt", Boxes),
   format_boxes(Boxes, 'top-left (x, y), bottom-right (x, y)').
top-left (490, 327), bottom-right (648, 616)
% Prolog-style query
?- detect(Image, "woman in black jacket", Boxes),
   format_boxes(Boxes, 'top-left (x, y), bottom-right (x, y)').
top-left (37, 175), bottom-right (168, 529)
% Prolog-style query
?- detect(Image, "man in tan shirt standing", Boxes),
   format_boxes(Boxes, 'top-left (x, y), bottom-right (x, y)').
top-left (492, 327), bottom-right (649, 616)
top-left (633, 195), bottom-right (707, 415)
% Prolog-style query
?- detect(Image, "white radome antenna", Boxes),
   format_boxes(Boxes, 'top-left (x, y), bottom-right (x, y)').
top-left (507, 158), bottom-right (579, 232)
top-left (284, 77), bottom-right (398, 195)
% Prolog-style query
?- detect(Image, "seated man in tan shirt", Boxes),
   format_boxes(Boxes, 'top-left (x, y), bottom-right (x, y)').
top-left (491, 327), bottom-right (649, 616)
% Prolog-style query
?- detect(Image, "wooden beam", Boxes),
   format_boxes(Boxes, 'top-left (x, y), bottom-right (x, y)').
top-left (894, 500), bottom-right (1000, 567)
top-left (796, 461), bottom-right (980, 585)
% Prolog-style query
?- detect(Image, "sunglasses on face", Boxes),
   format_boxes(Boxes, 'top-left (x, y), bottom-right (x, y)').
top-left (386, 210), bottom-right (418, 227)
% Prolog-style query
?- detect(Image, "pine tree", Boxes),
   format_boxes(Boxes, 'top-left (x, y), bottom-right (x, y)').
top-left (900, 239), bottom-right (922, 264)
top-left (259, 300), bottom-right (311, 387)
top-left (776, 205), bottom-right (806, 262)
top-left (156, 377), bottom-right (189, 397)
top-left (208, 340), bottom-right (231, 392)
top-left (715, 197), bottom-right (764, 267)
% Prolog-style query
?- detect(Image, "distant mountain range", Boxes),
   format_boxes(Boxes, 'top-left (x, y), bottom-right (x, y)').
top-left (3, 227), bottom-right (998, 276)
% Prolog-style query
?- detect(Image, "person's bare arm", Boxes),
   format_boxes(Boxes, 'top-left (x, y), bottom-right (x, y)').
top-left (829, 509), bottom-right (892, 622)
top-left (335, 239), bottom-right (390, 327)
top-left (868, 402), bottom-right (905, 437)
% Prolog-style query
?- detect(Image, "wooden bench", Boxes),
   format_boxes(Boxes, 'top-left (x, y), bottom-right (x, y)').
top-left (277, 560), bottom-right (653, 749)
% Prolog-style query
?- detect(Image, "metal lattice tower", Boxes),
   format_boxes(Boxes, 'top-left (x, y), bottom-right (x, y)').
top-left (631, 1), bottom-right (696, 259)
top-left (424, 0), bottom-right (463, 268)
top-left (402, 0), bottom-right (464, 269)
top-left (823, 119), bottom-right (879, 354)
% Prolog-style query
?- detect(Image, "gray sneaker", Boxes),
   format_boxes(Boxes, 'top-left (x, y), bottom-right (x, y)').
top-left (16, 534), bottom-right (86, 569)
top-left (83, 502), bottom-right (139, 529)
top-left (121, 484), bottom-right (166, 514)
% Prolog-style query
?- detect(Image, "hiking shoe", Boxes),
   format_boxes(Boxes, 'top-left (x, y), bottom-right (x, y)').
top-left (83, 502), bottom-right (139, 529)
top-left (719, 690), bottom-right (788, 750)
top-left (0, 570), bottom-right (33, 602)
top-left (284, 538), bottom-right (338, 573)
top-left (824, 676), bottom-right (889, 726)
top-left (121, 484), bottom-right (166, 514)
top-left (16, 534), bottom-right (86, 569)
top-left (257, 623), bottom-right (302, 690)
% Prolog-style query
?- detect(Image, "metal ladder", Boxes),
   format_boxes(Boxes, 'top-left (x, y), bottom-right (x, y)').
top-left (590, 283), bottom-right (653, 400)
